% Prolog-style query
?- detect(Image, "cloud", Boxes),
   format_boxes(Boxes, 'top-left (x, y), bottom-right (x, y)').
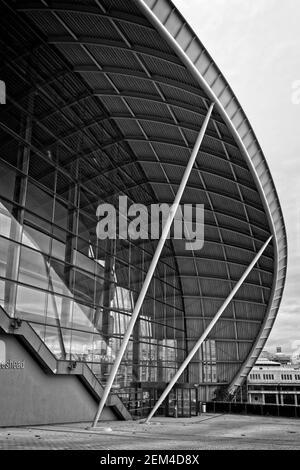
top-left (173, 0), bottom-right (300, 351)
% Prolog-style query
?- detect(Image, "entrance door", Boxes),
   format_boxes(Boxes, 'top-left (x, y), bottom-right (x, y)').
top-left (190, 388), bottom-right (197, 416)
top-left (182, 389), bottom-right (190, 416)
top-left (167, 387), bottom-right (199, 418)
top-left (126, 386), bottom-right (199, 418)
top-left (167, 390), bottom-right (175, 417)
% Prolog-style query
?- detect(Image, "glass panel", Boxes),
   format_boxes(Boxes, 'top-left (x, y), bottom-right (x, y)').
top-left (26, 182), bottom-right (53, 220)
top-left (182, 389), bottom-right (190, 417)
top-left (68, 329), bottom-right (95, 361)
top-left (0, 236), bottom-right (10, 277)
top-left (0, 278), bottom-right (4, 307)
top-left (0, 149), bottom-right (187, 392)
top-left (0, 163), bottom-right (16, 201)
top-left (16, 284), bottom-right (47, 321)
top-left (190, 389), bottom-right (197, 416)
top-left (18, 245), bottom-right (49, 290)
top-left (73, 269), bottom-right (97, 303)
top-left (0, 201), bottom-right (13, 238)
top-left (46, 292), bottom-right (63, 324)
top-left (54, 199), bottom-right (68, 231)
top-left (45, 325), bottom-right (68, 359)
top-left (47, 260), bottom-right (72, 298)
top-left (177, 389), bottom-right (183, 417)
top-left (72, 301), bottom-right (95, 330)
top-left (24, 211), bottom-right (52, 234)
top-left (28, 153), bottom-right (56, 191)
top-left (51, 237), bottom-right (66, 261)
top-left (22, 224), bottom-right (51, 255)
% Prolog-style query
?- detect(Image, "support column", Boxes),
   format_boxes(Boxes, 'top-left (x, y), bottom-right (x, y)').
top-left (280, 394), bottom-right (284, 406)
top-left (146, 235), bottom-right (272, 422)
top-left (132, 317), bottom-right (140, 383)
top-left (91, 102), bottom-right (215, 427)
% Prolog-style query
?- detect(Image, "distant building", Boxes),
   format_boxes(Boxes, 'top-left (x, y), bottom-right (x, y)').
top-left (247, 359), bottom-right (300, 406)
top-left (260, 348), bottom-right (291, 365)
top-left (260, 350), bottom-right (273, 360)
top-left (274, 353), bottom-right (291, 365)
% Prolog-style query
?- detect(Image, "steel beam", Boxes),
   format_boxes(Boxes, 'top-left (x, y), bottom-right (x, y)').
top-left (145, 235), bottom-right (272, 423)
top-left (16, 3), bottom-right (155, 30)
top-left (43, 112), bottom-right (236, 151)
top-left (91, 102), bottom-right (214, 427)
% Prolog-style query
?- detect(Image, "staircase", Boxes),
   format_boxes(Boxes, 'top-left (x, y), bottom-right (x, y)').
top-left (0, 306), bottom-right (132, 422)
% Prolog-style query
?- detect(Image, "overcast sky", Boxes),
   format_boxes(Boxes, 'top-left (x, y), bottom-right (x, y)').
top-left (173, 0), bottom-right (300, 354)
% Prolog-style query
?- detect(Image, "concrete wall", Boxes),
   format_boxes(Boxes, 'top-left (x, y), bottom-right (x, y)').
top-left (0, 333), bottom-right (116, 427)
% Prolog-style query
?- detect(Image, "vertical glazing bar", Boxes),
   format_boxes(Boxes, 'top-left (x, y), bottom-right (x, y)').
top-left (4, 91), bottom-right (34, 316)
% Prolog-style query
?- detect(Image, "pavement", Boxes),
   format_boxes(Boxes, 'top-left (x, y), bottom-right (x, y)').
top-left (0, 414), bottom-right (300, 450)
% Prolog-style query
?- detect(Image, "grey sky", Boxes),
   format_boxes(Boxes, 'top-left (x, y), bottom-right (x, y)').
top-left (173, 0), bottom-right (300, 353)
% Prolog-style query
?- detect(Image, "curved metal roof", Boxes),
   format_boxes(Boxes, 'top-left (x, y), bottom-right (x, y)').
top-left (135, 0), bottom-right (288, 392)
top-left (0, 0), bottom-right (287, 394)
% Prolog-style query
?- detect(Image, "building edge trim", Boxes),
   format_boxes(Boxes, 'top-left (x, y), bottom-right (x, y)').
top-left (134, 0), bottom-right (288, 394)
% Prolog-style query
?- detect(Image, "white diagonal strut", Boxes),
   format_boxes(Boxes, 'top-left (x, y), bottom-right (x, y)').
top-left (92, 102), bottom-right (215, 427)
top-left (145, 234), bottom-right (273, 423)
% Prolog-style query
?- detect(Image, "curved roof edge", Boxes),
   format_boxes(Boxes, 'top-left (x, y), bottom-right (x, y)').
top-left (134, 0), bottom-right (288, 393)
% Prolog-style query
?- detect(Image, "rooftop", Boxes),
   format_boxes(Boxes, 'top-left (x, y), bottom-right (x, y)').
top-left (255, 359), bottom-right (282, 367)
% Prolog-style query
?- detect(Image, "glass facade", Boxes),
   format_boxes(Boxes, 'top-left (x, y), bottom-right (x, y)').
top-left (0, 148), bottom-right (187, 391)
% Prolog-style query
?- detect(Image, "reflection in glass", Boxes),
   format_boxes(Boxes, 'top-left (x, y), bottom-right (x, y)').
top-left (0, 155), bottom-right (186, 391)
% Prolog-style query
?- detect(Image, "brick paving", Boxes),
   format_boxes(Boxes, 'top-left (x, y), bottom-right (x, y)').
top-left (0, 414), bottom-right (300, 450)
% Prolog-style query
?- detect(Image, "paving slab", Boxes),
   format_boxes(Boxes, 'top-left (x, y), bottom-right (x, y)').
top-left (0, 414), bottom-right (300, 450)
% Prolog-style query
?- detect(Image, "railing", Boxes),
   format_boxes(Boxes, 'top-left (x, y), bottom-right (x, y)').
top-left (207, 401), bottom-right (300, 418)
top-left (0, 305), bottom-right (132, 420)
